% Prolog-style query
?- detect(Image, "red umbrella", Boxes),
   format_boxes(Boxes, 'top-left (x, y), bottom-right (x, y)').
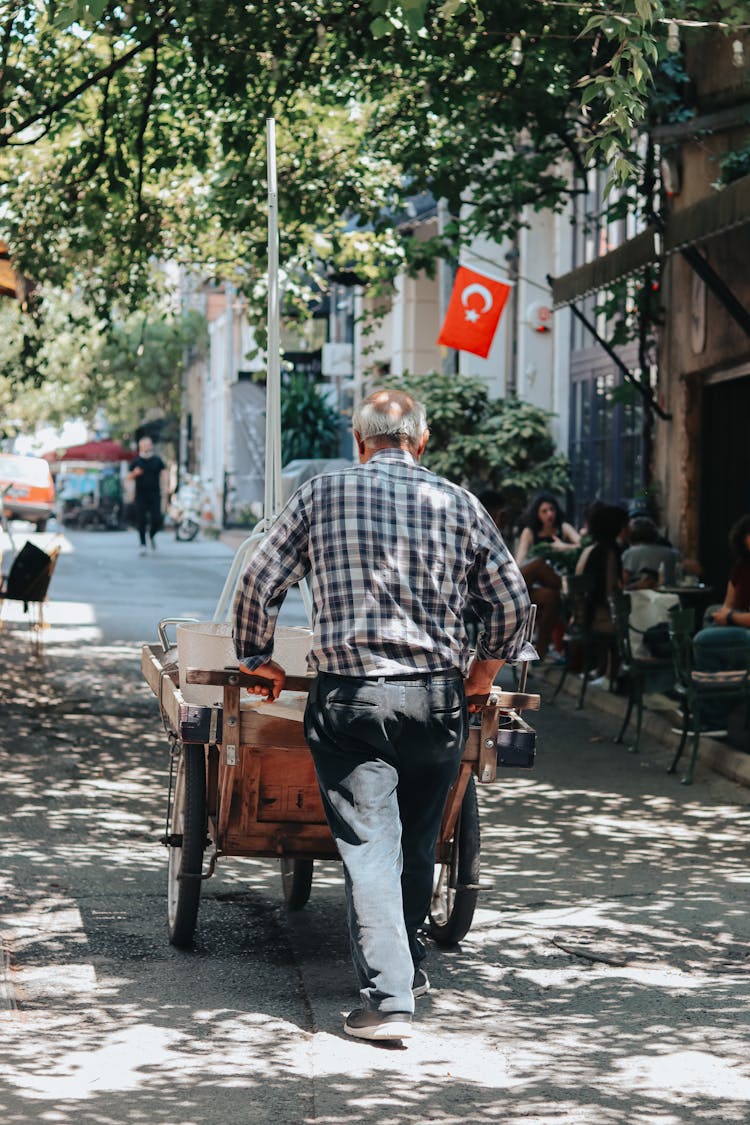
top-left (45, 439), bottom-right (136, 463)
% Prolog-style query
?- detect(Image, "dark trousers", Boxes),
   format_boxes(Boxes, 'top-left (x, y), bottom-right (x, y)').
top-left (304, 670), bottom-right (467, 1013)
top-left (135, 493), bottom-right (162, 546)
top-left (693, 625), bottom-right (750, 727)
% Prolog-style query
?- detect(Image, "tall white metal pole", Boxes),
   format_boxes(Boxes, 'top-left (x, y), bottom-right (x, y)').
top-left (265, 117), bottom-right (282, 522)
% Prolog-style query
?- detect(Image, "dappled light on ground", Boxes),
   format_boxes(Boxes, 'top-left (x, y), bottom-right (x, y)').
top-left (0, 634), bottom-right (749, 1123)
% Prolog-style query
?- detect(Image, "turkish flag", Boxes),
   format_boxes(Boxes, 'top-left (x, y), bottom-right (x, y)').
top-left (437, 266), bottom-right (512, 358)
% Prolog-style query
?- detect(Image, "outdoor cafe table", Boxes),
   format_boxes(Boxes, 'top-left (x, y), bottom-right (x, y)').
top-left (658, 584), bottom-right (715, 625)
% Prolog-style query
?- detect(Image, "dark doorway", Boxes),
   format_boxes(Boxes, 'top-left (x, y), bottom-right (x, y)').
top-left (700, 374), bottom-right (750, 592)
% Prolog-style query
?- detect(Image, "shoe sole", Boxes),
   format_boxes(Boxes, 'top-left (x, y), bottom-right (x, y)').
top-left (344, 1019), bottom-right (413, 1041)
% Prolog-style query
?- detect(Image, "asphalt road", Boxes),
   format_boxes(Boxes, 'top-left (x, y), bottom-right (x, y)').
top-left (1, 522), bottom-right (750, 1123)
top-left (0, 520), bottom-right (309, 643)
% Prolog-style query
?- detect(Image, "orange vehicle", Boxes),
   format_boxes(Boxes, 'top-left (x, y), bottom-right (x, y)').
top-left (0, 452), bottom-right (56, 531)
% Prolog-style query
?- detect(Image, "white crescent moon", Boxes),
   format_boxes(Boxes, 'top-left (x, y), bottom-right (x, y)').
top-left (461, 282), bottom-right (493, 312)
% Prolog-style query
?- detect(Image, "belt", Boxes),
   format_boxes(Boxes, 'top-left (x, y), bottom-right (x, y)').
top-left (318, 669), bottom-right (462, 685)
top-left (373, 670), bottom-right (461, 684)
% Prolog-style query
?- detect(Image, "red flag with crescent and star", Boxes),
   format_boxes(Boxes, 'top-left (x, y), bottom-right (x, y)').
top-left (437, 266), bottom-right (513, 358)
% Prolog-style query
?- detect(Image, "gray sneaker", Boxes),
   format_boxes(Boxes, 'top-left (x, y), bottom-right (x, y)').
top-left (412, 968), bottom-right (430, 998)
top-left (344, 1009), bottom-right (412, 1041)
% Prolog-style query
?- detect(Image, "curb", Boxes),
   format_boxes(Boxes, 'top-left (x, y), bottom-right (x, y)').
top-left (536, 664), bottom-right (750, 790)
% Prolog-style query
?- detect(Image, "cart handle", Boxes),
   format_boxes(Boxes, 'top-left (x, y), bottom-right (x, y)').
top-left (466, 690), bottom-right (540, 711)
top-left (184, 667), bottom-right (540, 711)
top-left (157, 617), bottom-right (199, 654)
top-left (185, 666), bottom-right (313, 693)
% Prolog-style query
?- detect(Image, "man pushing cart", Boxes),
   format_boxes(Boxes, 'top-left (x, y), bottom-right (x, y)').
top-left (232, 386), bottom-right (536, 1042)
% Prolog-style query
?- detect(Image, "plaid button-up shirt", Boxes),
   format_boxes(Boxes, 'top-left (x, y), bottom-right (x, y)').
top-left (233, 449), bottom-right (534, 677)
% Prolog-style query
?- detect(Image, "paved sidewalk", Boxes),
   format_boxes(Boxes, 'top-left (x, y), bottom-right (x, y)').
top-left (536, 663), bottom-right (750, 790)
top-left (1, 624), bottom-right (750, 1122)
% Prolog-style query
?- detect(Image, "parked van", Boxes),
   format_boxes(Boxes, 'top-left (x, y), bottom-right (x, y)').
top-left (0, 452), bottom-right (56, 531)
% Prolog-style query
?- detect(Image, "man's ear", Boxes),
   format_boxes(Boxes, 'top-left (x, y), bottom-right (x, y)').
top-left (415, 428), bottom-right (430, 459)
top-left (353, 430), bottom-right (367, 460)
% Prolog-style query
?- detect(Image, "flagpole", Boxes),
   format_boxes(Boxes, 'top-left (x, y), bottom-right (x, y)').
top-left (264, 117), bottom-right (282, 523)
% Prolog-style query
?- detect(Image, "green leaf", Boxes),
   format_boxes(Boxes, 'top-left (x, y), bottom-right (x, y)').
top-left (369, 16), bottom-right (392, 37)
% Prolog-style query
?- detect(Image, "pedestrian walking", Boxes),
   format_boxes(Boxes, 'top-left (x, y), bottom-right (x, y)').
top-left (126, 436), bottom-right (166, 555)
top-left (233, 387), bottom-right (534, 1042)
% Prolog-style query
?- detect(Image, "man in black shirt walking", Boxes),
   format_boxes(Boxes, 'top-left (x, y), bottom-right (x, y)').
top-left (127, 436), bottom-right (165, 555)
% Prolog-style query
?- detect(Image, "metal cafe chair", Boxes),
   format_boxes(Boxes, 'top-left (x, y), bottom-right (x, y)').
top-left (609, 590), bottom-right (673, 755)
top-left (668, 607), bottom-right (750, 785)
top-left (552, 572), bottom-right (617, 710)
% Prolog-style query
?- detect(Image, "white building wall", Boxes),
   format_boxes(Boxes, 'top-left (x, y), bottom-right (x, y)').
top-left (551, 205), bottom-right (574, 453)
top-left (203, 312), bottom-right (228, 521)
top-left (516, 212), bottom-right (555, 413)
top-left (388, 272), bottom-right (442, 375)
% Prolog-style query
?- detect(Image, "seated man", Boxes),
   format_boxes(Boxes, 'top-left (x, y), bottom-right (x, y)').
top-left (622, 517), bottom-right (684, 587)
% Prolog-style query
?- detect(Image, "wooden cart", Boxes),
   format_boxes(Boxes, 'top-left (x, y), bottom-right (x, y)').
top-left (142, 632), bottom-right (540, 949)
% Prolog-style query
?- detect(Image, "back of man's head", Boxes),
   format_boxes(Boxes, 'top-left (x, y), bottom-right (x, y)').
top-left (352, 388), bottom-right (427, 449)
top-left (629, 516), bottom-right (658, 545)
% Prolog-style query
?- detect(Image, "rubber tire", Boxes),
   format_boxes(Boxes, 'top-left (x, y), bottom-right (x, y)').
top-left (175, 518), bottom-right (199, 542)
top-left (167, 744), bottom-right (207, 947)
top-left (280, 858), bottom-right (314, 910)
top-left (428, 774), bottom-right (480, 945)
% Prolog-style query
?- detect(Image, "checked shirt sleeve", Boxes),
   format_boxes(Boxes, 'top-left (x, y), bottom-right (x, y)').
top-left (468, 515), bottom-right (536, 664)
top-left (232, 489), bottom-right (311, 669)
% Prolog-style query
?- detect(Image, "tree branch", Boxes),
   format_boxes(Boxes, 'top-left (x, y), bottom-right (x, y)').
top-left (134, 39), bottom-right (159, 228)
top-left (0, 13), bottom-right (172, 149)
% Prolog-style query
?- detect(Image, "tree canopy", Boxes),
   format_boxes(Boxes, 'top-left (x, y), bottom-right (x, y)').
top-left (3, 2), bottom-right (745, 301)
top-left (0, 0), bottom-right (746, 429)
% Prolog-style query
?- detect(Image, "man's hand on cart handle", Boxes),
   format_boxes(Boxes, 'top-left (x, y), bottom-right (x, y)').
top-left (464, 657), bottom-right (505, 712)
top-left (238, 659), bottom-right (286, 701)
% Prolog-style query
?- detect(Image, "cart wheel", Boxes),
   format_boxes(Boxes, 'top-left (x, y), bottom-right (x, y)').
top-left (280, 858), bottom-right (313, 910)
top-left (428, 774), bottom-right (480, 945)
top-left (167, 744), bottom-right (207, 947)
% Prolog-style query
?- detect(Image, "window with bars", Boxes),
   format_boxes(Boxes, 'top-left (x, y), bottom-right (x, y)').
top-left (569, 348), bottom-right (643, 522)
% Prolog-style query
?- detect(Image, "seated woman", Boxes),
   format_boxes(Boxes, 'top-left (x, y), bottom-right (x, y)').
top-left (574, 505), bottom-right (629, 680)
top-left (516, 490), bottom-right (580, 565)
top-left (479, 489), bottom-right (563, 662)
top-left (688, 514), bottom-right (750, 736)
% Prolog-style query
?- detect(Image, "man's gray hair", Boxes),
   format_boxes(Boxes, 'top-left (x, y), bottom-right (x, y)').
top-left (352, 388), bottom-right (427, 446)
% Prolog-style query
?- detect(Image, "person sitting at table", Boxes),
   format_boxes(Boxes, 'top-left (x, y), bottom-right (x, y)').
top-left (686, 514), bottom-right (750, 737)
top-left (574, 504), bottom-right (629, 683)
top-left (622, 517), bottom-right (683, 587)
top-left (479, 489), bottom-right (563, 662)
top-left (515, 490), bottom-right (580, 565)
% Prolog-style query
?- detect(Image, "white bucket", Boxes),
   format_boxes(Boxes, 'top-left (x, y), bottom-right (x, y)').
top-left (177, 622), bottom-right (234, 706)
top-left (176, 622), bottom-right (313, 707)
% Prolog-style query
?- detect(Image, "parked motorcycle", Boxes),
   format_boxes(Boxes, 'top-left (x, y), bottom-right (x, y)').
top-left (168, 476), bottom-right (215, 541)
